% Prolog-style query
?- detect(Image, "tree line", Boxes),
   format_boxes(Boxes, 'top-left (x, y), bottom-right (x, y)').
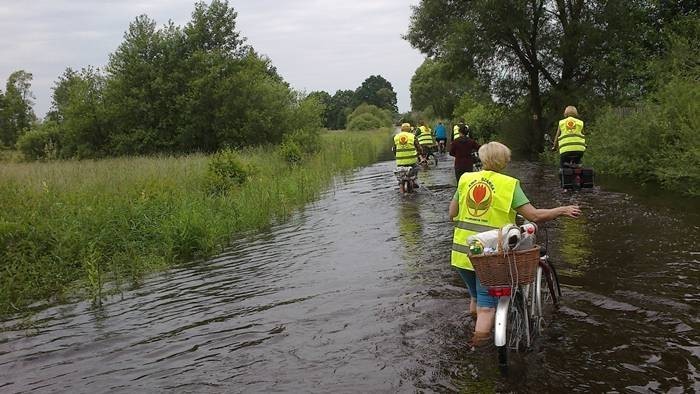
top-left (405, 1), bottom-right (699, 154)
top-left (0, 0), bottom-right (399, 161)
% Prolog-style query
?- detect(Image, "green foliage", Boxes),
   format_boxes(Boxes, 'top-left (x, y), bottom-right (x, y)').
top-left (0, 70), bottom-right (36, 147)
top-left (405, 0), bottom-right (658, 154)
top-left (452, 95), bottom-right (503, 142)
top-left (279, 140), bottom-right (303, 165)
top-left (584, 15), bottom-right (700, 196)
top-left (206, 148), bottom-right (253, 194)
top-left (353, 75), bottom-right (398, 113)
top-left (327, 89), bottom-right (355, 130)
top-left (16, 120), bottom-right (61, 160)
top-left (586, 77), bottom-right (699, 196)
top-left (346, 103), bottom-right (393, 131)
top-left (410, 58), bottom-right (480, 118)
top-left (29, 0), bottom-right (315, 159)
top-left (0, 130), bottom-right (391, 316)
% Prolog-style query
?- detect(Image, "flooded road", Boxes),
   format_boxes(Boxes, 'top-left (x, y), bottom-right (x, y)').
top-left (1, 156), bottom-right (698, 393)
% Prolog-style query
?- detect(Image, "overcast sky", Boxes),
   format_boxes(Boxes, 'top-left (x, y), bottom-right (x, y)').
top-left (0, 0), bottom-right (425, 118)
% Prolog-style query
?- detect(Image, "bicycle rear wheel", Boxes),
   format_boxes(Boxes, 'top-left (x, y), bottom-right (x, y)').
top-left (497, 289), bottom-right (530, 375)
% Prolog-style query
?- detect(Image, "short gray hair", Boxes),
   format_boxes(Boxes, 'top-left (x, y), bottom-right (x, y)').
top-left (478, 142), bottom-right (511, 171)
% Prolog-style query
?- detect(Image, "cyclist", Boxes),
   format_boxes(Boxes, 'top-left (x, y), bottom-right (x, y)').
top-left (448, 142), bottom-right (581, 347)
top-left (449, 124), bottom-right (480, 182)
top-left (551, 106), bottom-right (586, 168)
top-left (392, 123), bottom-right (422, 189)
top-left (416, 121), bottom-right (437, 163)
top-left (434, 122), bottom-right (447, 153)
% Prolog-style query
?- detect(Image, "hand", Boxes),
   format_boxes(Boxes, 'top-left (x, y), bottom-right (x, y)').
top-left (560, 205), bottom-right (581, 218)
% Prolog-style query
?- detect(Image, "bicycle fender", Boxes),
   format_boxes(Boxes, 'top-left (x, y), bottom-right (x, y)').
top-left (494, 297), bottom-right (511, 347)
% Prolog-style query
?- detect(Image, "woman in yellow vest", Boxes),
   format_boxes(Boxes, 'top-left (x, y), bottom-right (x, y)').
top-left (393, 123), bottom-right (423, 190)
top-left (448, 142), bottom-right (581, 346)
top-left (552, 106), bottom-right (586, 167)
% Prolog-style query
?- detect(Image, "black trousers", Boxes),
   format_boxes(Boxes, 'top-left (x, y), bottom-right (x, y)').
top-left (560, 151), bottom-right (584, 167)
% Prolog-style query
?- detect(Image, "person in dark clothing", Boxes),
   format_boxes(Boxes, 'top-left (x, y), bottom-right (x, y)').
top-left (449, 124), bottom-right (481, 182)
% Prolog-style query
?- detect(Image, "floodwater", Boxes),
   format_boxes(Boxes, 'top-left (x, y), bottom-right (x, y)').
top-left (1, 155), bottom-right (698, 393)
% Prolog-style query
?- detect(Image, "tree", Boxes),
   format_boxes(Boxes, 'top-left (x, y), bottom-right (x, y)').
top-left (0, 70), bottom-right (36, 147)
top-left (327, 89), bottom-right (355, 130)
top-left (405, 0), bottom-right (654, 154)
top-left (410, 58), bottom-right (486, 118)
top-left (353, 75), bottom-right (398, 113)
top-left (306, 90), bottom-right (332, 128)
top-left (184, 0), bottom-right (247, 57)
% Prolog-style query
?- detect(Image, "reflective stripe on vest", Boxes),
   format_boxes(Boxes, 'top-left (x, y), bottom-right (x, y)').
top-left (418, 132), bottom-right (435, 146)
top-left (558, 117), bottom-right (586, 154)
top-left (394, 131), bottom-right (417, 166)
top-left (453, 125), bottom-right (460, 139)
top-left (451, 171), bottom-right (518, 270)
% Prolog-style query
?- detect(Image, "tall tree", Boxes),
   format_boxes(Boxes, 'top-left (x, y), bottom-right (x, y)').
top-left (0, 70), bottom-right (36, 147)
top-left (307, 90), bottom-right (333, 128)
top-left (410, 58), bottom-right (487, 118)
top-left (327, 89), bottom-right (355, 130)
top-left (353, 75), bottom-right (398, 113)
top-left (405, 0), bottom-right (653, 154)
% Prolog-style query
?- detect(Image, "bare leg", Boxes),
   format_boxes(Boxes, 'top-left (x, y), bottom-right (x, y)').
top-left (470, 307), bottom-right (495, 346)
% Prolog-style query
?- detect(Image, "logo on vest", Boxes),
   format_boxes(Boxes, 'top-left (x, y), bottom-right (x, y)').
top-left (399, 135), bottom-right (408, 144)
top-left (566, 120), bottom-right (576, 130)
top-left (466, 182), bottom-right (493, 217)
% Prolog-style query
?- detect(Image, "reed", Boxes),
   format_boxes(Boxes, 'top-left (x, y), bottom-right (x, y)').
top-left (0, 129), bottom-right (391, 316)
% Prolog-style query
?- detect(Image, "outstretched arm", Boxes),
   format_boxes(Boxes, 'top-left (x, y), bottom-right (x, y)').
top-left (516, 203), bottom-right (580, 223)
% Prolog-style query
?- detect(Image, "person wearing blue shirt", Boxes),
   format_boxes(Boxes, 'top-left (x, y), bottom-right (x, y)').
top-left (434, 122), bottom-right (447, 153)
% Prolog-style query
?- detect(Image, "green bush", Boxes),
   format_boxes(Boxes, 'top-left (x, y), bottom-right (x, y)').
top-left (279, 140), bottom-right (303, 165)
top-left (586, 76), bottom-right (699, 195)
top-left (346, 103), bottom-right (393, 130)
top-left (16, 121), bottom-right (61, 160)
top-left (206, 148), bottom-right (253, 194)
top-left (453, 95), bottom-right (503, 141)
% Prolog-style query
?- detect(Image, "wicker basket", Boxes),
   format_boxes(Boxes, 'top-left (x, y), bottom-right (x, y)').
top-left (470, 245), bottom-right (540, 287)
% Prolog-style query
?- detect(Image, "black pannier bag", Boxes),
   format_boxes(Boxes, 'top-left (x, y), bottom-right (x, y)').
top-left (559, 167), bottom-right (594, 189)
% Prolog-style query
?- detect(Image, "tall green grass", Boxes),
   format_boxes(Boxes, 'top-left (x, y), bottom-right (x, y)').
top-left (0, 129), bottom-right (391, 316)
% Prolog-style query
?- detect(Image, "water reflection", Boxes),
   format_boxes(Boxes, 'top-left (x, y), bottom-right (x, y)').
top-left (558, 216), bottom-right (593, 277)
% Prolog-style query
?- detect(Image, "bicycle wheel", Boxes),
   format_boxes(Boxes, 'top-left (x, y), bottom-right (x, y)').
top-left (497, 289), bottom-right (530, 374)
top-left (532, 259), bottom-right (562, 335)
top-left (426, 153), bottom-right (438, 168)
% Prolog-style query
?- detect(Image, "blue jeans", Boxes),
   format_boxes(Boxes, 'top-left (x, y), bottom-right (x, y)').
top-left (456, 267), bottom-right (498, 308)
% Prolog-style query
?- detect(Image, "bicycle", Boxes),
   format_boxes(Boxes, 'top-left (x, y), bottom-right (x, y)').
top-left (470, 223), bottom-right (561, 375)
top-left (437, 139), bottom-right (446, 155)
top-left (419, 146), bottom-right (438, 169)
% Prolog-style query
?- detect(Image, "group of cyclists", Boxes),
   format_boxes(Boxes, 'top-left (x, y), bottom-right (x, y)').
top-left (393, 106), bottom-right (586, 348)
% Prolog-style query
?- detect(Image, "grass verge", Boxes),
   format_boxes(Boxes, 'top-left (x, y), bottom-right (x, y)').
top-left (0, 129), bottom-right (391, 317)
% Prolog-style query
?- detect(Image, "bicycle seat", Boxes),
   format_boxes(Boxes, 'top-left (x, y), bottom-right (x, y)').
top-left (539, 246), bottom-right (547, 257)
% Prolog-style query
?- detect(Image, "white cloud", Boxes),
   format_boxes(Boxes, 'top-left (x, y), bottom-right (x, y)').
top-left (0, 0), bottom-right (424, 117)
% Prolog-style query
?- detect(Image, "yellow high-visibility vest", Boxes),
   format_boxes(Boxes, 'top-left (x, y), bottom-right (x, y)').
top-left (453, 125), bottom-right (461, 140)
top-left (558, 117), bottom-right (586, 154)
top-left (394, 131), bottom-right (418, 166)
top-left (451, 170), bottom-right (518, 270)
top-left (417, 129), bottom-right (435, 146)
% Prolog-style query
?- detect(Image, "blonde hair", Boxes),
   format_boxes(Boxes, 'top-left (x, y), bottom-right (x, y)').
top-left (478, 142), bottom-right (511, 172)
top-left (564, 106), bottom-right (578, 117)
top-left (400, 123), bottom-right (411, 132)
